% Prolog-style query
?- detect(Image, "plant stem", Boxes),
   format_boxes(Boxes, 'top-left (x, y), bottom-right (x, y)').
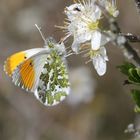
top-left (95, 1), bottom-right (140, 67)
top-left (134, 0), bottom-right (140, 14)
top-left (120, 33), bottom-right (140, 43)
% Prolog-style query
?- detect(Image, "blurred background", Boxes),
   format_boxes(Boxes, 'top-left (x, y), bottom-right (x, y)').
top-left (0, 0), bottom-right (140, 140)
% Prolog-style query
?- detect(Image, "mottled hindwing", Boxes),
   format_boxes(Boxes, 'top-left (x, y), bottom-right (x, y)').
top-left (34, 49), bottom-right (70, 106)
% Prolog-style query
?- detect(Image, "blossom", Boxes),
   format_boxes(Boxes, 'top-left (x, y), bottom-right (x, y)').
top-left (59, 0), bottom-right (118, 76)
top-left (65, 0), bottom-right (103, 53)
top-left (90, 46), bottom-right (108, 76)
top-left (100, 0), bottom-right (119, 17)
top-left (124, 123), bottom-right (140, 140)
top-left (63, 0), bottom-right (118, 53)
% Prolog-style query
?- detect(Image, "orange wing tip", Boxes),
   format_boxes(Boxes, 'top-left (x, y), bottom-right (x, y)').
top-left (4, 52), bottom-right (27, 77)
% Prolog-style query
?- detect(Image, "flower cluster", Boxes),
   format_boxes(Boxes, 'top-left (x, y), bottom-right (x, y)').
top-left (125, 123), bottom-right (140, 140)
top-left (59, 0), bottom-right (119, 76)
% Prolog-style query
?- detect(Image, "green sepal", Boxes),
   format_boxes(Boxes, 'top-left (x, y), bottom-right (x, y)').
top-left (117, 62), bottom-right (136, 76)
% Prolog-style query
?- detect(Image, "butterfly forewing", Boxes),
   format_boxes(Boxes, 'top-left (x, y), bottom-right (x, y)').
top-left (34, 50), bottom-right (70, 106)
top-left (12, 51), bottom-right (49, 92)
top-left (4, 48), bottom-right (46, 77)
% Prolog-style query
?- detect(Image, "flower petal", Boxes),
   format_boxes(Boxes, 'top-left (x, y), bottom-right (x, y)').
top-left (100, 46), bottom-right (109, 61)
top-left (76, 32), bottom-right (91, 42)
top-left (100, 34), bottom-right (110, 47)
top-left (92, 46), bottom-right (109, 76)
top-left (72, 40), bottom-right (81, 53)
top-left (72, 32), bottom-right (91, 53)
top-left (91, 31), bottom-right (102, 50)
top-left (113, 10), bottom-right (119, 17)
top-left (65, 4), bottom-right (84, 21)
top-left (91, 31), bottom-right (110, 50)
top-left (93, 6), bottom-right (102, 21)
top-left (92, 55), bottom-right (107, 76)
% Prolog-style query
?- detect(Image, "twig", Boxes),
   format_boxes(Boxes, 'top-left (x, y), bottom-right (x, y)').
top-left (120, 33), bottom-right (140, 43)
top-left (95, 1), bottom-right (140, 67)
top-left (134, 0), bottom-right (140, 14)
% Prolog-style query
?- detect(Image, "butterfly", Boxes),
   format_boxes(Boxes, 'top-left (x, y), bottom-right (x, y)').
top-left (4, 24), bottom-right (70, 106)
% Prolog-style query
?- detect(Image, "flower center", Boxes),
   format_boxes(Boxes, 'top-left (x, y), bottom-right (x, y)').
top-left (89, 49), bottom-right (100, 58)
top-left (88, 21), bottom-right (99, 31)
top-left (107, 3), bottom-right (117, 16)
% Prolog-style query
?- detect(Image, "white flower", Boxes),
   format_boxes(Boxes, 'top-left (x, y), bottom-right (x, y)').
top-left (65, 1), bottom-right (104, 53)
top-left (100, 0), bottom-right (119, 17)
top-left (65, 3), bottom-right (85, 21)
top-left (124, 124), bottom-right (135, 133)
top-left (124, 122), bottom-right (140, 140)
top-left (62, 0), bottom-right (118, 53)
top-left (58, 0), bottom-right (118, 76)
top-left (67, 67), bottom-right (96, 106)
top-left (90, 46), bottom-right (108, 76)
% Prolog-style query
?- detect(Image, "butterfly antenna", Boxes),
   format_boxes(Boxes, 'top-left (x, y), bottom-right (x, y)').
top-left (35, 24), bottom-right (46, 44)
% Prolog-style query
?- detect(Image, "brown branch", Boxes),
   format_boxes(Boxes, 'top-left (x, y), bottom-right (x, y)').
top-left (120, 33), bottom-right (140, 43)
top-left (134, 0), bottom-right (140, 14)
top-left (95, 1), bottom-right (140, 66)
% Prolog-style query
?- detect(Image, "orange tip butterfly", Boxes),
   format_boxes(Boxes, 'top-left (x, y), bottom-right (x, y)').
top-left (4, 24), bottom-right (70, 106)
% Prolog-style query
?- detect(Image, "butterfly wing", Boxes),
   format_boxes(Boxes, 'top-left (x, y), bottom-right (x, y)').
top-left (34, 50), bottom-right (70, 106)
top-left (4, 48), bottom-right (46, 77)
top-left (11, 49), bottom-right (49, 92)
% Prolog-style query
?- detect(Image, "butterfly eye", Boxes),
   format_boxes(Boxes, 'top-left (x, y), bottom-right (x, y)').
top-left (24, 56), bottom-right (27, 59)
top-left (74, 7), bottom-right (81, 12)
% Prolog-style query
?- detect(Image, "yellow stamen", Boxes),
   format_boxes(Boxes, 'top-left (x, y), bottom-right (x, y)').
top-left (90, 49), bottom-right (100, 58)
top-left (88, 21), bottom-right (99, 31)
top-left (107, 2), bottom-right (117, 16)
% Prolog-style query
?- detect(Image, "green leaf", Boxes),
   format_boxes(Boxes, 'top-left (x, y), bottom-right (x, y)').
top-left (118, 63), bottom-right (140, 113)
top-left (136, 68), bottom-right (140, 78)
top-left (117, 62), bottom-right (136, 76)
top-left (128, 68), bottom-right (140, 83)
top-left (131, 89), bottom-right (140, 108)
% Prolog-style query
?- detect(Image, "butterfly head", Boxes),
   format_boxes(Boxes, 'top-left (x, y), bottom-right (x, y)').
top-left (44, 37), bottom-right (66, 56)
top-left (45, 37), bottom-right (56, 48)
